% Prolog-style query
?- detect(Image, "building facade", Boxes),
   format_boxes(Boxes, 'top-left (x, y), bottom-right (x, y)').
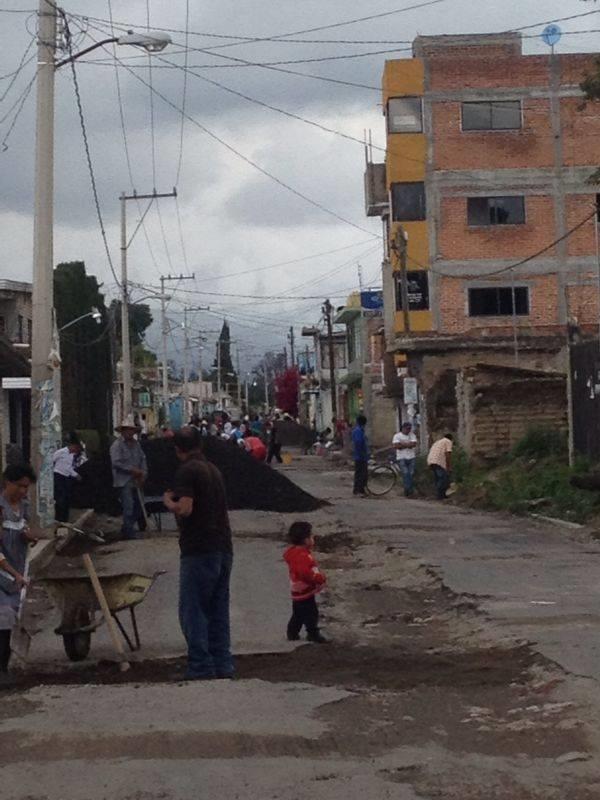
top-left (367, 33), bottom-right (600, 446)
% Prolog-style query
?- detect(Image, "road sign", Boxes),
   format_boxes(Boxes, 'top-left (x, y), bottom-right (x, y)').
top-left (542, 24), bottom-right (562, 47)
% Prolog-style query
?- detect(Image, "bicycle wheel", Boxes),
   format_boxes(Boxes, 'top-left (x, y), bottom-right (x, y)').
top-left (367, 464), bottom-right (396, 496)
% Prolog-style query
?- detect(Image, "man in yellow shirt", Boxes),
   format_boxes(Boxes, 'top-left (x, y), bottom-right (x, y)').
top-left (427, 433), bottom-right (454, 500)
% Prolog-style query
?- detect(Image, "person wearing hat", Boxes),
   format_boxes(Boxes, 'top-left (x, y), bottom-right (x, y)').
top-left (52, 432), bottom-right (87, 523)
top-left (110, 416), bottom-right (148, 540)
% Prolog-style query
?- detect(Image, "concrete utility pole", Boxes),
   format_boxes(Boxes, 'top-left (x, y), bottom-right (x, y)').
top-left (120, 189), bottom-right (176, 418)
top-left (394, 227), bottom-right (410, 333)
top-left (322, 299), bottom-right (338, 420)
top-left (31, 0), bottom-right (58, 526)
top-left (182, 306), bottom-right (209, 420)
top-left (159, 274), bottom-right (195, 425)
top-left (236, 347), bottom-right (242, 408)
top-left (264, 364), bottom-right (270, 412)
top-left (288, 326), bottom-right (296, 366)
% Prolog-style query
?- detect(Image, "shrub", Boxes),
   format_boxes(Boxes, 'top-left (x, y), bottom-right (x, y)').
top-left (512, 427), bottom-right (567, 460)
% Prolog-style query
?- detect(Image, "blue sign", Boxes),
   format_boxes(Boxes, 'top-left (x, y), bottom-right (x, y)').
top-left (542, 24), bottom-right (562, 47)
top-left (360, 290), bottom-right (384, 311)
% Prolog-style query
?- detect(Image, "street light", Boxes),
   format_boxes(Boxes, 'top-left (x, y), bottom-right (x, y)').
top-left (30, 1), bottom-right (171, 526)
top-left (58, 308), bottom-right (102, 333)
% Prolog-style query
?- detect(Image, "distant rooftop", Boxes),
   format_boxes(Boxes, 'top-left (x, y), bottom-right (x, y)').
top-left (413, 32), bottom-right (522, 58)
top-left (0, 279), bottom-right (32, 294)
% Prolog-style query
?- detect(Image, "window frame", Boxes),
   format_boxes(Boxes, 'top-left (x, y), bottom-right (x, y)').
top-left (387, 96), bottom-right (424, 134)
top-left (461, 100), bottom-right (522, 132)
top-left (467, 195), bottom-right (526, 227)
top-left (391, 181), bottom-right (427, 222)
top-left (468, 286), bottom-right (530, 317)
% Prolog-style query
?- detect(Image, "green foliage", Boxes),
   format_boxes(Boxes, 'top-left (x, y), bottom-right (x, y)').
top-left (511, 426), bottom-right (568, 460)
top-left (54, 261), bottom-right (112, 436)
top-left (109, 300), bottom-right (153, 348)
top-left (452, 428), bottom-right (599, 525)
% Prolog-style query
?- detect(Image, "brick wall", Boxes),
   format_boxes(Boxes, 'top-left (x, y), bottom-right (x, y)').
top-left (438, 195), bottom-right (557, 261)
top-left (457, 367), bottom-right (567, 461)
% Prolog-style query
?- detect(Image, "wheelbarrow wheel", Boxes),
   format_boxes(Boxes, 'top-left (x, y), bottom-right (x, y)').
top-left (62, 631), bottom-right (91, 662)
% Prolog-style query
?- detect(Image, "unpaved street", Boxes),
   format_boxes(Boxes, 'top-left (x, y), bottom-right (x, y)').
top-left (3, 458), bottom-right (600, 799)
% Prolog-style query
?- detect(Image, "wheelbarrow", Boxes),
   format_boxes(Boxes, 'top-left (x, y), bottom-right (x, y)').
top-left (39, 571), bottom-right (164, 662)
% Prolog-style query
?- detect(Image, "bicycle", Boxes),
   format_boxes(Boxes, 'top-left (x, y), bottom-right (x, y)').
top-left (366, 459), bottom-right (401, 496)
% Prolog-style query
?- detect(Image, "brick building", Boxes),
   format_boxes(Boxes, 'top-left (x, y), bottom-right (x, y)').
top-left (366, 32), bottom-right (600, 450)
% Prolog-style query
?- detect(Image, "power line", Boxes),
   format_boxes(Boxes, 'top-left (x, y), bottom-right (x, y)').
top-left (193, 239), bottom-right (376, 284)
top-left (63, 15), bottom-right (120, 288)
top-left (0, 70), bottom-right (36, 151)
top-left (105, 0), bottom-right (162, 277)
top-left (175, 0), bottom-right (190, 185)
top-left (98, 41), bottom-right (381, 239)
top-left (510, 7), bottom-right (600, 33)
top-left (429, 209), bottom-right (599, 279)
top-left (69, 1), bottom-right (445, 50)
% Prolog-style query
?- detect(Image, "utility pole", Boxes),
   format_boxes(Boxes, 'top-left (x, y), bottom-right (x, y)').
top-left (323, 299), bottom-right (338, 419)
top-left (160, 273), bottom-right (195, 425)
top-left (120, 189), bottom-right (177, 418)
top-left (264, 364), bottom-right (270, 412)
top-left (236, 347), bottom-right (242, 409)
top-left (183, 306), bottom-right (209, 421)
top-left (31, 0), bottom-right (58, 526)
top-left (288, 326), bottom-right (296, 365)
top-left (394, 227), bottom-right (410, 333)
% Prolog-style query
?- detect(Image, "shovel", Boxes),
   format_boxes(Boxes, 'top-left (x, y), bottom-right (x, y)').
top-left (10, 548), bottom-right (32, 662)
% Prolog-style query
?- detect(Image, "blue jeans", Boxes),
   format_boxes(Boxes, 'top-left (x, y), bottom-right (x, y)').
top-left (120, 483), bottom-right (142, 540)
top-left (179, 552), bottom-right (234, 678)
top-left (398, 458), bottom-right (416, 495)
top-left (430, 465), bottom-right (450, 500)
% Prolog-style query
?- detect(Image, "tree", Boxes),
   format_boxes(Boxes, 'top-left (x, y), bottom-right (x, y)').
top-left (275, 367), bottom-right (300, 417)
top-left (211, 320), bottom-right (237, 393)
top-left (54, 261), bottom-right (112, 436)
top-left (108, 300), bottom-right (153, 348)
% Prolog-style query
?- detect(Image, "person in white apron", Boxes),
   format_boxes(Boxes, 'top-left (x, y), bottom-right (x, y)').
top-left (0, 464), bottom-right (38, 678)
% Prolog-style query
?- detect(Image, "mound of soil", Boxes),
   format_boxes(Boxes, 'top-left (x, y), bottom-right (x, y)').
top-left (276, 420), bottom-right (314, 448)
top-left (72, 436), bottom-right (325, 515)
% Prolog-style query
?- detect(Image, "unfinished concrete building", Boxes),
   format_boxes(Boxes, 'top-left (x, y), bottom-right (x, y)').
top-left (365, 32), bottom-right (600, 456)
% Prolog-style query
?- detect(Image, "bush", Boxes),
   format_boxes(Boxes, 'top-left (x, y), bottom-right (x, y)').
top-left (512, 427), bottom-right (567, 460)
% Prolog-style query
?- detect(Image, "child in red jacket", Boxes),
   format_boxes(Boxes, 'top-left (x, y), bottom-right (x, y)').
top-left (283, 521), bottom-right (328, 643)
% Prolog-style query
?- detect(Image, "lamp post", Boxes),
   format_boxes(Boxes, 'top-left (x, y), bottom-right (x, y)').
top-left (30, 0), bottom-right (171, 525)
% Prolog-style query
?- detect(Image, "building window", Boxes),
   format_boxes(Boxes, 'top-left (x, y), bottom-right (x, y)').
top-left (395, 270), bottom-right (430, 311)
top-left (387, 97), bottom-right (423, 133)
top-left (391, 182), bottom-right (426, 222)
top-left (27, 318), bottom-right (32, 344)
top-left (17, 315), bottom-right (23, 343)
top-left (468, 287), bottom-right (529, 317)
top-left (467, 196), bottom-right (525, 226)
top-left (462, 100), bottom-right (521, 131)
top-left (0, 316), bottom-right (5, 336)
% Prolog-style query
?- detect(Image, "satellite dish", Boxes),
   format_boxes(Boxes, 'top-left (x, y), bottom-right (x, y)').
top-left (541, 24), bottom-right (562, 47)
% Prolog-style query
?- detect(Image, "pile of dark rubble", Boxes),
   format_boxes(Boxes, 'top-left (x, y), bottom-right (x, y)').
top-left (72, 436), bottom-right (325, 515)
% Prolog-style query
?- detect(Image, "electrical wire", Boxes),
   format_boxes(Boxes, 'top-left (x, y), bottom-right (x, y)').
top-left (105, 0), bottom-right (162, 277)
top-left (1, 71), bottom-right (36, 152)
top-left (100, 45), bottom-right (381, 239)
top-left (175, 0), bottom-right (190, 185)
top-left (69, 1), bottom-right (445, 49)
top-left (62, 14), bottom-right (120, 288)
top-left (174, 194), bottom-right (190, 274)
top-left (0, 38), bottom-right (35, 98)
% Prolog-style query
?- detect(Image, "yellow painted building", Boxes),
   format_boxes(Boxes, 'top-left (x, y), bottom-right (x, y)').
top-left (382, 58), bottom-right (433, 336)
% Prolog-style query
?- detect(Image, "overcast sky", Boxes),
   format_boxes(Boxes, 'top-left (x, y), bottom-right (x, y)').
top-left (1, 0), bottom-right (599, 371)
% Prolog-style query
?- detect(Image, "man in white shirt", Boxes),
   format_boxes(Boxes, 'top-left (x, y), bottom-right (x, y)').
top-left (52, 437), bottom-right (87, 522)
top-left (427, 433), bottom-right (454, 500)
top-left (392, 421), bottom-right (418, 497)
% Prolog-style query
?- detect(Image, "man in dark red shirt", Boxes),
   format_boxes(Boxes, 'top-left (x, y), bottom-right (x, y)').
top-left (163, 427), bottom-right (234, 680)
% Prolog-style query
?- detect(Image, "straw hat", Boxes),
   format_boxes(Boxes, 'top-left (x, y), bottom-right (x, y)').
top-left (115, 414), bottom-right (140, 432)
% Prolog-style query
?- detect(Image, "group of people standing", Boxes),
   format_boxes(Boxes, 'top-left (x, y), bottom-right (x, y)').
top-left (350, 413), bottom-right (454, 500)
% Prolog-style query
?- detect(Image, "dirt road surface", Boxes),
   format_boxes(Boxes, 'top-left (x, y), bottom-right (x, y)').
top-left (2, 456), bottom-right (600, 799)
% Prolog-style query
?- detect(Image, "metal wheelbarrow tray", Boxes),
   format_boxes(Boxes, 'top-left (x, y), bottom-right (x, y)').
top-left (39, 571), bottom-right (164, 662)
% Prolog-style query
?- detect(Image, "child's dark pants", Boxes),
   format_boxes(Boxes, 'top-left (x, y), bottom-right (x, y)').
top-left (287, 595), bottom-right (319, 639)
top-left (0, 630), bottom-right (11, 672)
